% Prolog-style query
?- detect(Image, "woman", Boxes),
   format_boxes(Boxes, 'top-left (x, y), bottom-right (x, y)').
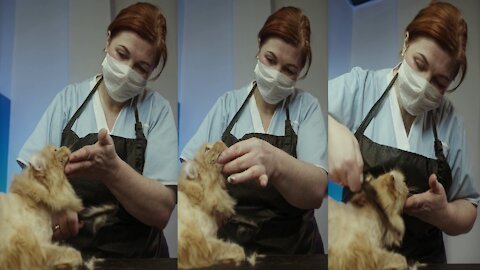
top-left (181, 6), bottom-right (328, 254)
top-left (17, 3), bottom-right (177, 258)
top-left (328, 1), bottom-right (479, 263)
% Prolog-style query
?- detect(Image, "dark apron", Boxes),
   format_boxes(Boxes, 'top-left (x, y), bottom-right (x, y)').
top-left (343, 72), bottom-right (452, 263)
top-left (219, 84), bottom-right (323, 255)
top-left (61, 78), bottom-right (168, 258)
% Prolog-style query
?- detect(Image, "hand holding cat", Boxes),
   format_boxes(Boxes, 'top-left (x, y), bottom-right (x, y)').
top-left (51, 210), bottom-right (83, 241)
top-left (218, 138), bottom-right (276, 187)
top-left (65, 129), bottom-right (121, 182)
top-left (328, 116), bottom-right (364, 192)
top-left (404, 174), bottom-right (448, 220)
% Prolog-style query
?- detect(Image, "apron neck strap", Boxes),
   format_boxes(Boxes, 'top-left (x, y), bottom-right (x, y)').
top-left (224, 83), bottom-right (256, 135)
top-left (431, 112), bottom-right (446, 161)
top-left (64, 77), bottom-right (103, 132)
top-left (64, 77), bottom-right (144, 138)
top-left (132, 96), bottom-right (143, 134)
top-left (355, 72), bottom-right (398, 137)
top-left (285, 95), bottom-right (291, 121)
top-left (224, 82), bottom-right (293, 135)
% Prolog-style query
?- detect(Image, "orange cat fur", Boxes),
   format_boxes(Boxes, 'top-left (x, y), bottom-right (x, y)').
top-left (328, 170), bottom-right (409, 270)
top-left (0, 145), bottom-right (85, 270)
top-left (178, 141), bottom-right (246, 269)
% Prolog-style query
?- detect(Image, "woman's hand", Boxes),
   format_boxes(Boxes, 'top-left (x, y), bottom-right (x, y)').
top-left (218, 137), bottom-right (327, 209)
top-left (51, 210), bottom-right (83, 241)
top-left (217, 138), bottom-right (277, 187)
top-left (403, 174), bottom-right (477, 235)
top-left (328, 115), bottom-right (363, 192)
top-left (404, 174), bottom-right (448, 218)
top-left (64, 129), bottom-right (121, 182)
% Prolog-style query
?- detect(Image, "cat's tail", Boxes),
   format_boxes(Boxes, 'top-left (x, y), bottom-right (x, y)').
top-left (409, 261), bottom-right (427, 270)
top-left (79, 257), bottom-right (104, 270)
top-left (78, 204), bottom-right (119, 234)
top-left (246, 252), bottom-right (265, 266)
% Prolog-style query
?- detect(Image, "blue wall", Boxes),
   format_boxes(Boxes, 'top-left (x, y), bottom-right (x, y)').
top-left (178, 0), bottom-right (234, 153)
top-left (0, 94), bottom-right (10, 192)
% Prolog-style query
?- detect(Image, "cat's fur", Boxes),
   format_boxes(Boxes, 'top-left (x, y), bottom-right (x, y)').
top-left (328, 170), bottom-right (410, 270)
top-left (0, 145), bottom-right (87, 270)
top-left (178, 141), bottom-right (248, 269)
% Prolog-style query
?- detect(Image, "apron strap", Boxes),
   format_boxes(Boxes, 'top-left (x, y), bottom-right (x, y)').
top-left (133, 97), bottom-right (144, 135)
top-left (431, 113), bottom-right (447, 162)
top-left (284, 96), bottom-right (294, 136)
top-left (355, 73), bottom-right (398, 137)
top-left (130, 96), bottom-right (147, 173)
top-left (285, 95), bottom-right (291, 121)
top-left (224, 83), bottom-right (257, 135)
top-left (224, 82), bottom-right (295, 136)
top-left (64, 77), bottom-right (103, 132)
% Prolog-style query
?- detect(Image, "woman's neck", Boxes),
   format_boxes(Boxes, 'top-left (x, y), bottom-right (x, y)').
top-left (98, 81), bottom-right (126, 130)
top-left (99, 81), bottom-right (125, 114)
top-left (392, 68), bottom-right (416, 136)
top-left (253, 86), bottom-right (278, 131)
top-left (400, 106), bottom-right (416, 136)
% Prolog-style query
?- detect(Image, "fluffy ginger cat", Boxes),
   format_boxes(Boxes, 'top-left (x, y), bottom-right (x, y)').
top-left (0, 145), bottom-right (89, 270)
top-left (328, 170), bottom-right (411, 270)
top-left (178, 141), bottom-right (248, 269)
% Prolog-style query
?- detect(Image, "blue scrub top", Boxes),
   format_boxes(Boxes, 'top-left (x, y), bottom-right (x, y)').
top-left (17, 76), bottom-right (179, 185)
top-left (329, 67), bottom-right (480, 205)
top-left (181, 82), bottom-right (328, 171)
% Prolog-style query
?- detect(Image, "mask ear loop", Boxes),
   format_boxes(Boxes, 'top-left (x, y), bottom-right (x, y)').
top-left (401, 32), bottom-right (409, 57)
top-left (394, 32), bottom-right (410, 73)
top-left (446, 68), bottom-right (463, 92)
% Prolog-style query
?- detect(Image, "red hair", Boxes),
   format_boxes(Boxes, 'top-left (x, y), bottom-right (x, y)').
top-left (258, 6), bottom-right (312, 78)
top-left (108, 2), bottom-right (167, 78)
top-left (406, 1), bottom-right (467, 91)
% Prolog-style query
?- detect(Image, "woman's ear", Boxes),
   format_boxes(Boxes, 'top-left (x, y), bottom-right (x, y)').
top-left (105, 31), bottom-right (111, 52)
top-left (401, 32), bottom-right (410, 57)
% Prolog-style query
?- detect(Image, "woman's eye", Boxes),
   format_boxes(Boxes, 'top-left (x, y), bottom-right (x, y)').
top-left (117, 51), bottom-right (128, 60)
top-left (414, 60), bottom-right (426, 71)
top-left (137, 67), bottom-right (146, 74)
top-left (282, 68), bottom-right (296, 77)
top-left (266, 57), bottom-right (275, 65)
top-left (135, 65), bottom-right (149, 75)
top-left (433, 79), bottom-right (448, 91)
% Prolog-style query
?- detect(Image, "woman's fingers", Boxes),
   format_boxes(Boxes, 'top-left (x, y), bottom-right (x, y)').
top-left (227, 164), bottom-right (268, 186)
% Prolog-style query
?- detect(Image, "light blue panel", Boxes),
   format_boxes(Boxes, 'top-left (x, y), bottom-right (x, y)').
top-left (8, 0), bottom-right (69, 184)
top-left (328, 0), bottom-right (354, 198)
top-left (0, 94), bottom-right (10, 192)
top-left (328, 0), bottom-right (353, 79)
top-left (178, 0), bottom-right (234, 152)
top-left (0, 0), bottom-right (15, 99)
top-left (0, 0), bottom-right (15, 191)
top-left (351, 0), bottom-right (398, 70)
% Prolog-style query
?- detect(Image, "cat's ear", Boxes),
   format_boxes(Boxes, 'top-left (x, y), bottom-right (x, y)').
top-left (29, 153), bottom-right (46, 171)
top-left (184, 161), bottom-right (199, 180)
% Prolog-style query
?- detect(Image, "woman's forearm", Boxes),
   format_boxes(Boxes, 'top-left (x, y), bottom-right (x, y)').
top-left (103, 158), bottom-right (176, 230)
top-left (271, 147), bottom-right (327, 209)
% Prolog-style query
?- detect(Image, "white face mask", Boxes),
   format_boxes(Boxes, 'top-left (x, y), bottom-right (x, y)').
top-left (397, 59), bottom-right (443, 116)
top-left (254, 60), bottom-right (296, 105)
top-left (101, 53), bottom-right (147, 103)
